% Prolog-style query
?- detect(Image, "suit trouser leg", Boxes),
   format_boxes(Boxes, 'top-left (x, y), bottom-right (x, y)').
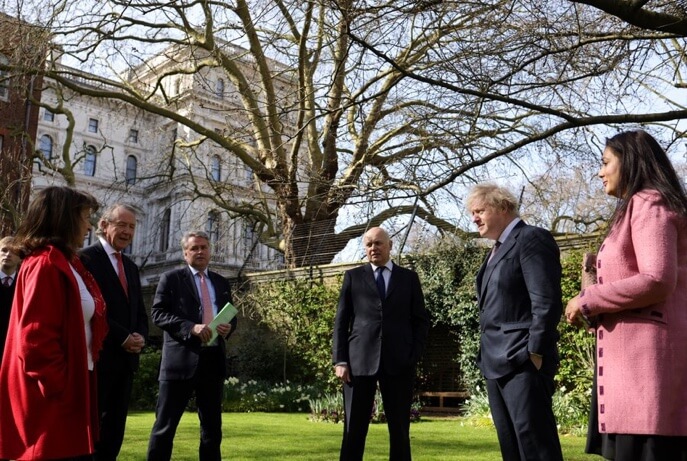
top-left (379, 371), bottom-right (414, 461)
top-left (95, 366), bottom-right (134, 461)
top-left (196, 351), bottom-right (224, 461)
top-left (486, 361), bottom-right (563, 461)
top-left (147, 379), bottom-right (194, 461)
top-left (341, 375), bottom-right (377, 461)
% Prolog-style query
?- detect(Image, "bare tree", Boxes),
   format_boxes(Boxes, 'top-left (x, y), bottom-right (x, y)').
top-left (1, 0), bottom-right (685, 266)
top-left (569, 0), bottom-right (687, 36)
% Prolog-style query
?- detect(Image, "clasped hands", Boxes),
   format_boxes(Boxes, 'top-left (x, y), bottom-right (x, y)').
top-left (123, 332), bottom-right (145, 353)
top-left (565, 295), bottom-right (593, 330)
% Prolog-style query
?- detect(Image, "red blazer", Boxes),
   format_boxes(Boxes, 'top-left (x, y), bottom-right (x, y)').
top-left (0, 246), bottom-right (97, 459)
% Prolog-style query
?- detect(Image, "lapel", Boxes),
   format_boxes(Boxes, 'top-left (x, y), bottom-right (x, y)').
top-left (364, 264), bottom-right (377, 296)
top-left (478, 221), bottom-right (526, 303)
top-left (182, 267), bottom-right (201, 305)
top-left (386, 262), bottom-right (398, 298)
top-left (95, 241), bottom-right (129, 295)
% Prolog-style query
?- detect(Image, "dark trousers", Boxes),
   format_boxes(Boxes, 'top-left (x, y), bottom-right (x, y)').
top-left (486, 361), bottom-right (563, 461)
top-left (95, 365), bottom-right (134, 461)
top-left (147, 351), bottom-right (225, 461)
top-left (340, 370), bottom-right (414, 461)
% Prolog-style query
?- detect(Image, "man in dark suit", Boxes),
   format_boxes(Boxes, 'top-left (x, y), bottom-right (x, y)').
top-left (80, 204), bottom-right (149, 461)
top-left (147, 230), bottom-right (237, 461)
top-left (468, 183), bottom-right (563, 461)
top-left (0, 236), bottom-right (21, 364)
top-left (332, 227), bottom-right (429, 461)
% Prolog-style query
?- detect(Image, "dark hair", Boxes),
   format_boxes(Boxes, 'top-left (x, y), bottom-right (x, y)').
top-left (606, 130), bottom-right (687, 227)
top-left (15, 186), bottom-right (99, 258)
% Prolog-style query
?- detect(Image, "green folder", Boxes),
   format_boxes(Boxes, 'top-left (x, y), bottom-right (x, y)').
top-left (202, 302), bottom-right (238, 346)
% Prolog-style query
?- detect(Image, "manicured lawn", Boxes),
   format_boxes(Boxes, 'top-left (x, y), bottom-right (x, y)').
top-left (121, 412), bottom-right (599, 460)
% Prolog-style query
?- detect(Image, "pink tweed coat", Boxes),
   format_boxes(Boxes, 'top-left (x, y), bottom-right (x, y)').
top-left (579, 189), bottom-right (687, 435)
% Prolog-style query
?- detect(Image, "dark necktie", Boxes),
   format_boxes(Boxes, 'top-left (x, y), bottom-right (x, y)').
top-left (2, 276), bottom-right (11, 287)
top-left (376, 266), bottom-right (386, 299)
top-left (489, 241), bottom-right (501, 263)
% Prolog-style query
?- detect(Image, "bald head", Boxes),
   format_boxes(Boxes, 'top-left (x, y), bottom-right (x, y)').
top-left (364, 227), bottom-right (392, 266)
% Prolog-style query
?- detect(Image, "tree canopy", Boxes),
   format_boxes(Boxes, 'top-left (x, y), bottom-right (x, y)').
top-left (1, 0), bottom-right (685, 266)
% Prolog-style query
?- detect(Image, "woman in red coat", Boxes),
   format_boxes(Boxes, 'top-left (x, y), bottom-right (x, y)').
top-left (0, 186), bottom-right (108, 460)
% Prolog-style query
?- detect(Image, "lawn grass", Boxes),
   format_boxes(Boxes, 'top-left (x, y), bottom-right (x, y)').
top-left (120, 412), bottom-right (599, 460)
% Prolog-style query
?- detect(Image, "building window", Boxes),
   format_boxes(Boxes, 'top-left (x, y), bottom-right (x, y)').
top-left (206, 211), bottom-right (220, 246)
top-left (211, 155), bottom-right (221, 181)
top-left (82, 229), bottom-right (93, 248)
top-left (38, 134), bottom-right (53, 160)
top-left (243, 224), bottom-right (256, 254)
top-left (83, 145), bottom-right (97, 176)
top-left (215, 78), bottom-right (224, 99)
top-left (0, 54), bottom-right (9, 101)
top-left (43, 110), bottom-right (54, 122)
top-left (88, 118), bottom-right (99, 133)
top-left (125, 155), bottom-right (137, 185)
top-left (159, 208), bottom-right (171, 252)
top-left (128, 129), bottom-right (139, 143)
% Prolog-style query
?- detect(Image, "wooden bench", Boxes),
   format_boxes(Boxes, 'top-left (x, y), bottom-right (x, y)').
top-left (419, 391), bottom-right (470, 412)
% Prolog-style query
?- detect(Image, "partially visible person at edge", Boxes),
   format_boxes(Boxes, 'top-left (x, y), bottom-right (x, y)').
top-left (332, 226), bottom-right (429, 461)
top-left (0, 236), bottom-right (21, 363)
top-left (565, 129), bottom-right (687, 461)
top-left (0, 186), bottom-right (108, 461)
top-left (467, 183), bottom-right (564, 461)
top-left (147, 231), bottom-right (237, 461)
top-left (80, 204), bottom-right (148, 461)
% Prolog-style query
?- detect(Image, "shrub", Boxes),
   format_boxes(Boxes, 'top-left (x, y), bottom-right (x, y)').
top-left (223, 378), bottom-right (321, 413)
top-left (130, 347), bottom-right (161, 410)
top-left (308, 390), bottom-right (422, 424)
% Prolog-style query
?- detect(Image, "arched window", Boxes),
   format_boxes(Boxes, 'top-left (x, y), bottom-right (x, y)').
top-left (83, 145), bottom-right (97, 176)
top-left (206, 211), bottom-right (220, 246)
top-left (38, 134), bottom-right (53, 160)
top-left (215, 78), bottom-right (224, 99)
top-left (125, 155), bottom-right (137, 185)
top-left (158, 208), bottom-right (171, 252)
top-left (0, 54), bottom-right (9, 101)
top-left (211, 155), bottom-right (221, 181)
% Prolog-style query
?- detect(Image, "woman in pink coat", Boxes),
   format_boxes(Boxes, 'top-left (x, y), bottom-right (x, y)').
top-left (566, 130), bottom-right (687, 460)
top-left (0, 186), bottom-right (108, 460)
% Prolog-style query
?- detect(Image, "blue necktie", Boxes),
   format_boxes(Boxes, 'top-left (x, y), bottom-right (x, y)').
top-left (376, 266), bottom-right (386, 299)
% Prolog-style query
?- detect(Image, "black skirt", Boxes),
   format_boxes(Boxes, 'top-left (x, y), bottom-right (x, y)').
top-left (586, 362), bottom-right (687, 461)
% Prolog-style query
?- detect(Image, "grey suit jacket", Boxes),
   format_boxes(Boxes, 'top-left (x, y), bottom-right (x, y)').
top-left (152, 266), bottom-right (236, 380)
top-left (332, 262), bottom-right (429, 377)
top-left (475, 221), bottom-right (562, 380)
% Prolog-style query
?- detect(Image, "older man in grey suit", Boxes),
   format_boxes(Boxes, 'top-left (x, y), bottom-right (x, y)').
top-left (468, 183), bottom-right (563, 461)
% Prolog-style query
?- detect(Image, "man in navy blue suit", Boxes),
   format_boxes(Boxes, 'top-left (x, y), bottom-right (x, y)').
top-left (80, 204), bottom-right (148, 461)
top-left (147, 231), bottom-right (237, 461)
top-left (332, 227), bottom-right (429, 461)
top-left (468, 183), bottom-right (563, 461)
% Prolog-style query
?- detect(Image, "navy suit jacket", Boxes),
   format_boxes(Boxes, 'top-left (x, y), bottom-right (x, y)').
top-left (476, 221), bottom-right (562, 380)
top-left (332, 262), bottom-right (429, 377)
top-left (80, 242), bottom-right (149, 372)
top-left (152, 267), bottom-right (236, 380)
